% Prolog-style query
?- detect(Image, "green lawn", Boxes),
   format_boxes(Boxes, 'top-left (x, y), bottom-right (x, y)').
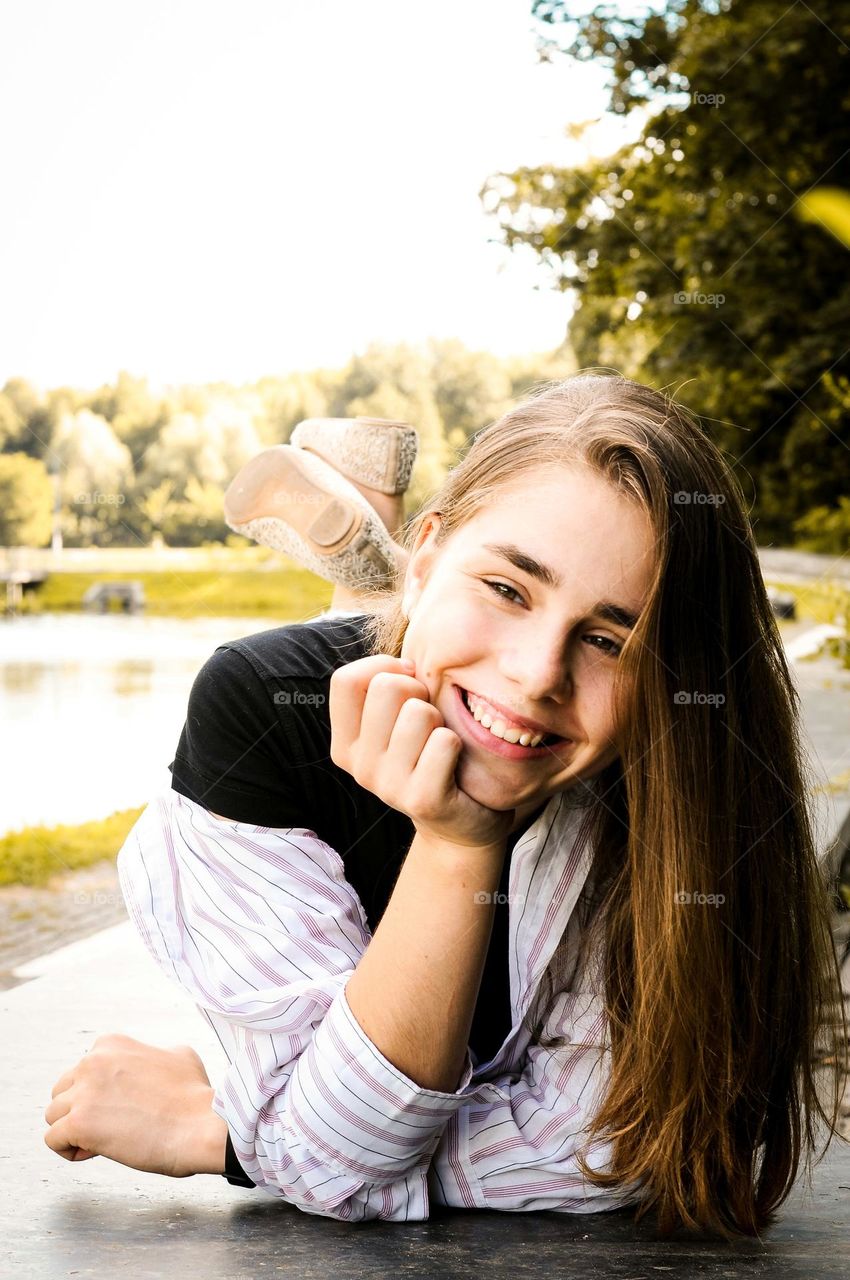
top-left (764, 579), bottom-right (850, 627)
top-left (20, 567), bottom-right (335, 618)
top-left (0, 807), bottom-right (145, 888)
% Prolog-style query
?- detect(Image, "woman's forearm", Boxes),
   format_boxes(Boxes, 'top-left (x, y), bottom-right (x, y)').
top-left (344, 830), bottom-right (506, 1092)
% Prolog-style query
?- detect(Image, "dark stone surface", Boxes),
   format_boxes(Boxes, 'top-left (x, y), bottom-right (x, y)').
top-left (4, 916), bottom-right (850, 1279)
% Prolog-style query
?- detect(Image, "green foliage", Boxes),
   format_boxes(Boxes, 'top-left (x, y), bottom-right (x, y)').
top-left (0, 807), bottom-right (144, 888)
top-left (487, 0), bottom-right (850, 543)
top-left (792, 498), bottom-right (850, 555)
top-left (0, 452), bottom-right (53, 546)
top-left (797, 187), bottom-right (850, 250)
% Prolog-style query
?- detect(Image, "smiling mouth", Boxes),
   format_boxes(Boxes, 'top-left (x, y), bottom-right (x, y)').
top-left (459, 687), bottom-right (568, 748)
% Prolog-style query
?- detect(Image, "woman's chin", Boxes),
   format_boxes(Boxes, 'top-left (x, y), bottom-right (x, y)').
top-left (454, 755), bottom-right (537, 815)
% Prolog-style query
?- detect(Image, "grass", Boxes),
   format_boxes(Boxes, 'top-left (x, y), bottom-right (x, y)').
top-left (764, 578), bottom-right (850, 627)
top-left (18, 567), bottom-right (335, 619)
top-left (765, 579), bottom-right (850, 669)
top-left (0, 807), bottom-right (145, 889)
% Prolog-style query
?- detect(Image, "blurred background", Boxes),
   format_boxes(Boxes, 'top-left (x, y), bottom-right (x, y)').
top-left (1, 0), bottom-right (849, 966)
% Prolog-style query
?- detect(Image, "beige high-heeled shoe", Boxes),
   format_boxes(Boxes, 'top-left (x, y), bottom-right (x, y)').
top-left (223, 444), bottom-right (402, 590)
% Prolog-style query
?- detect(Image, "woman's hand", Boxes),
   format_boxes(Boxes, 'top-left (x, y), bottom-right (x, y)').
top-left (43, 1034), bottom-right (229, 1179)
top-left (329, 654), bottom-right (515, 851)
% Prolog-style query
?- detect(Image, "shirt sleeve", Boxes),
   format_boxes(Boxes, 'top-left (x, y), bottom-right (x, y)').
top-left (425, 990), bottom-right (649, 1214)
top-left (116, 788), bottom-right (477, 1222)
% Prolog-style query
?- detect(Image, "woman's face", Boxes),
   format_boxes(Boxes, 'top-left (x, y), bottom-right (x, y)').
top-left (399, 464), bottom-right (657, 831)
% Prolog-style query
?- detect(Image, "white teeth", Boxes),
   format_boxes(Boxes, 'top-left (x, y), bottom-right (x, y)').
top-left (464, 690), bottom-right (546, 748)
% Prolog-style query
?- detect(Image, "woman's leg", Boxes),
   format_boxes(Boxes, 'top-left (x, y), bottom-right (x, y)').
top-left (328, 485), bottom-right (410, 613)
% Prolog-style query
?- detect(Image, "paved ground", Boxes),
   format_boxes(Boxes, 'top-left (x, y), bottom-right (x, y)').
top-left (2, 915), bottom-right (849, 1278)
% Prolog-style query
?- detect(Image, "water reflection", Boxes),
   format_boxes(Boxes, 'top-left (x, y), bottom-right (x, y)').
top-left (0, 613), bottom-right (287, 837)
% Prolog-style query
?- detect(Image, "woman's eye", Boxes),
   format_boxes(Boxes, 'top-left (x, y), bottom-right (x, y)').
top-left (483, 579), bottom-right (525, 605)
top-left (584, 635), bottom-right (623, 658)
top-left (482, 579), bottom-right (623, 658)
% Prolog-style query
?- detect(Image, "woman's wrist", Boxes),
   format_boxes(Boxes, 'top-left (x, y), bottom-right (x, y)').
top-left (409, 828), bottom-right (507, 880)
top-left (185, 1085), bottom-right (229, 1176)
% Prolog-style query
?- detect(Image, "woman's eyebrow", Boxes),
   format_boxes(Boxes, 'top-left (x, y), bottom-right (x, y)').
top-left (481, 541), bottom-right (640, 630)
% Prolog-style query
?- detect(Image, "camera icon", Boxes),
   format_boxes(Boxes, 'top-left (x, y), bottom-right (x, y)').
top-left (673, 691), bottom-right (692, 704)
top-left (473, 891), bottom-right (491, 904)
top-left (674, 891), bottom-right (692, 905)
top-left (673, 491), bottom-right (691, 504)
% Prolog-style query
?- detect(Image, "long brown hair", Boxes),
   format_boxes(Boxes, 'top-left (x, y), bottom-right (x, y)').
top-left (358, 371), bottom-right (847, 1239)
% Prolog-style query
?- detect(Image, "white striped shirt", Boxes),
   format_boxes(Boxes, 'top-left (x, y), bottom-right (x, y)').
top-left (116, 781), bottom-right (647, 1220)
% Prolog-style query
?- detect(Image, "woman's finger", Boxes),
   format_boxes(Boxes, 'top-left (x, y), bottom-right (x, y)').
top-left (379, 694), bottom-right (445, 788)
top-left (407, 725), bottom-right (464, 814)
top-left (329, 655), bottom-right (413, 767)
top-left (44, 1092), bottom-right (72, 1126)
top-left (50, 1070), bottom-right (75, 1100)
top-left (357, 670), bottom-right (433, 763)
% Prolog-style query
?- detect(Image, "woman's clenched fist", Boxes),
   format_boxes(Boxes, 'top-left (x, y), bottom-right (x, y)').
top-left (329, 655), bottom-right (514, 851)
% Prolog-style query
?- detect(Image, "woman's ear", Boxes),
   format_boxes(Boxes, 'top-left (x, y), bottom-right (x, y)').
top-left (402, 512), bottom-right (443, 619)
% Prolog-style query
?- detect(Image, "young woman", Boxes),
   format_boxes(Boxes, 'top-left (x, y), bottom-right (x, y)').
top-left (43, 373), bottom-right (847, 1239)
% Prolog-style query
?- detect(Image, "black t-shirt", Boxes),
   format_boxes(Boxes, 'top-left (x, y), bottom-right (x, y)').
top-left (169, 611), bottom-right (520, 1068)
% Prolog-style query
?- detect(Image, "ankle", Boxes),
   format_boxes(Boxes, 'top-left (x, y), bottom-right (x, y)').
top-left (359, 487), bottom-right (405, 539)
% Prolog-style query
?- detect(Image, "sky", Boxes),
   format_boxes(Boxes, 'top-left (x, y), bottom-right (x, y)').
top-left (0, 0), bottom-right (629, 390)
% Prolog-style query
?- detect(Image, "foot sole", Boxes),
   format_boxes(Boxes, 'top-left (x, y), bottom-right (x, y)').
top-left (223, 445), bottom-right (400, 590)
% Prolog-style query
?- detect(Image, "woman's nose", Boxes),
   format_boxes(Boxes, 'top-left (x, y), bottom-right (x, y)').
top-left (496, 638), bottom-right (572, 704)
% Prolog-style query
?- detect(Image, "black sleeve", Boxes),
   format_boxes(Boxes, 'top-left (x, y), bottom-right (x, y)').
top-left (222, 1131), bottom-right (257, 1188)
top-left (169, 644), bottom-right (314, 828)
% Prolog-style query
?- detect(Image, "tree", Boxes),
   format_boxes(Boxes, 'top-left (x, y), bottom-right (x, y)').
top-left (137, 406), bottom-right (263, 497)
top-left (87, 371), bottom-right (169, 463)
top-left (254, 371), bottom-right (330, 444)
top-left (484, 0), bottom-right (850, 542)
top-left (0, 378), bottom-right (55, 460)
top-left (331, 342), bottom-right (451, 515)
top-left (138, 479), bottom-right (179, 547)
top-left (0, 453), bottom-right (53, 546)
top-left (52, 409), bottom-right (134, 546)
top-left (164, 476), bottom-right (230, 546)
top-left (427, 338), bottom-right (514, 452)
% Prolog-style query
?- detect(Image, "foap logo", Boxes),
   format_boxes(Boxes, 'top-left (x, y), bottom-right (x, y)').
top-left (473, 891), bottom-right (524, 906)
top-left (673, 491), bottom-right (726, 505)
top-left (274, 690), bottom-right (326, 706)
top-left (74, 491), bottom-right (126, 506)
top-left (673, 691), bottom-right (726, 706)
top-left (673, 291), bottom-right (725, 308)
top-left (674, 890), bottom-right (725, 907)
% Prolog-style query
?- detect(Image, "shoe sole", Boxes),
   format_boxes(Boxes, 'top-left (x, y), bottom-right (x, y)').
top-left (289, 417), bottom-right (419, 496)
top-left (223, 445), bottom-right (400, 589)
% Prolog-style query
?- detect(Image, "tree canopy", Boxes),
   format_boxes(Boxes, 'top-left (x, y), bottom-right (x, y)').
top-left (482, 0), bottom-right (850, 543)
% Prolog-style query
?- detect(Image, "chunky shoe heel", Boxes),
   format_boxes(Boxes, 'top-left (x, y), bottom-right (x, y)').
top-left (289, 417), bottom-right (419, 496)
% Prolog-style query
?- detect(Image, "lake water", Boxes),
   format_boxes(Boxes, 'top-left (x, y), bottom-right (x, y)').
top-left (0, 612), bottom-right (305, 837)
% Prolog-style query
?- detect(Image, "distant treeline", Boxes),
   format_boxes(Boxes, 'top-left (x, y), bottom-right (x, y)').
top-left (0, 340), bottom-right (577, 549)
